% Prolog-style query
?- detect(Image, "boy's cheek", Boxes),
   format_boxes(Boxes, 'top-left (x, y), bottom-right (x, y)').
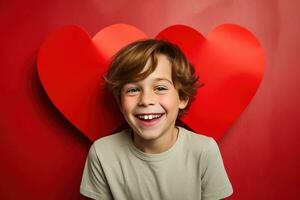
top-left (119, 97), bottom-right (133, 115)
top-left (159, 98), bottom-right (179, 111)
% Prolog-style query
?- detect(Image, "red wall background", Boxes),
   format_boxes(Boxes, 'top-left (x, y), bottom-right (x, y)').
top-left (1, 0), bottom-right (299, 199)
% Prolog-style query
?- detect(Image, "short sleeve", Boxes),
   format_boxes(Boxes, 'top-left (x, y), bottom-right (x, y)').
top-left (201, 138), bottom-right (233, 200)
top-left (80, 144), bottom-right (113, 200)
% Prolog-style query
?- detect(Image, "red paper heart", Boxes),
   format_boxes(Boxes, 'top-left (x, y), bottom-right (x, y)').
top-left (37, 24), bottom-right (264, 141)
top-left (156, 25), bottom-right (265, 140)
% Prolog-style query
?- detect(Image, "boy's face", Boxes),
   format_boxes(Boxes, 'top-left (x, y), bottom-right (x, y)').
top-left (120, 54), bottom-right (188, 142)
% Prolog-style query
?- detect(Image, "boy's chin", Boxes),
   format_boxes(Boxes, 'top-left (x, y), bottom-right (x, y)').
top-left (135, 125), bottom-right (176, 141)
top-left (133, 128), bottom-right (163, 141)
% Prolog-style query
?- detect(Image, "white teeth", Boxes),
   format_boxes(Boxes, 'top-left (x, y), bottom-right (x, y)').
top-left (137, 114), bottom-right (162, 120)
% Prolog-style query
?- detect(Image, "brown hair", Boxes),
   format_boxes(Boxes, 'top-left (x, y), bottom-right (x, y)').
top-left (104, 39), bottom-right (201, 115)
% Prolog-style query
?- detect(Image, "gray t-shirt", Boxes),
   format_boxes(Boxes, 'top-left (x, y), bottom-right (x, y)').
top-left (80, 127), bottom-right (233, 200)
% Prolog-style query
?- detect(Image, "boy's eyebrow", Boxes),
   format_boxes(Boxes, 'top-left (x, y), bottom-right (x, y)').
top-left (124, 78), bottom-right (173, 86)
top-left (153, 77), bottom-right (173, 84)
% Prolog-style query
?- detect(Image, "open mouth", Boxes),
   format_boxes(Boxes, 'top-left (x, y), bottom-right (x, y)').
top-left (135, 113), bottom-right (164, 121)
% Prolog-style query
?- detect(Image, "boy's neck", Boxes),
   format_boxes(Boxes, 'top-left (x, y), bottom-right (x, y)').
top-left (132, 127), bottom-right (179, 154)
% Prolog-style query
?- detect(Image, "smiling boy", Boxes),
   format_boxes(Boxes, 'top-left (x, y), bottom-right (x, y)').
top-left (80, 39), bottom-right (233, 200)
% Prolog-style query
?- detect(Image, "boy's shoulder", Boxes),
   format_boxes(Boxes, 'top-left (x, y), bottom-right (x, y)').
top-left (92, 129), bottom-right (131, 153)
top-left (180, 127), bottom-right (214, 145)
top-left (179, 127), bottom-right (217, 155)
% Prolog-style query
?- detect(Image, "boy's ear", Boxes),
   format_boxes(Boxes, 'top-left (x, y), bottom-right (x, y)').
top-left (118, 101), bottom-right (124, 114)
top-left (179, 98), bottom-right (189, 109)
top-left (115, 94), bottom-right (124, 114)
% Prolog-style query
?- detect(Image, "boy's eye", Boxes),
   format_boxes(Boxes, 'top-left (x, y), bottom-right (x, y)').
top-left (126, 87), bottom-right (140, 94)
top-left (155, 86), bottom-right (168, 93)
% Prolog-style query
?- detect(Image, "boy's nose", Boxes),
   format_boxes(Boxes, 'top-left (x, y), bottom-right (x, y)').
top-left (138, 91), bottom-right (156, 106)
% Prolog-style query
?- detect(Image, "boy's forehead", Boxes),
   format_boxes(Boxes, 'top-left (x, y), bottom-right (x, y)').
top-left (136, 54), bottom-right (173, 82)
top-left (150, 54), bottom-right (170, 69)
top-left (141, 53), bottom-right (171, 71)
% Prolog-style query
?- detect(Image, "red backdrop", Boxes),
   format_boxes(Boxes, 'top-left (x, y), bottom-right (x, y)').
top-left (0, 0), bottom-right (299, 199)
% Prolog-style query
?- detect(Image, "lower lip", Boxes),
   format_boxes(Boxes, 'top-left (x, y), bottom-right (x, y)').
top-left (136, 115), bottom-right (164, 127)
